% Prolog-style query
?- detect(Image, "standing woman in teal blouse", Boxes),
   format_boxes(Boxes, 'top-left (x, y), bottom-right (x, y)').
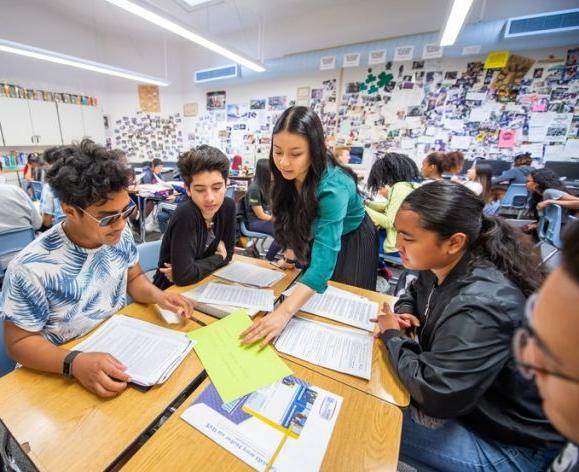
top-left (241, 106), bottom-right (378, 345)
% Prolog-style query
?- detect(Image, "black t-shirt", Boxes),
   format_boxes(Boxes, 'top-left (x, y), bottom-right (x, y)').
top-left (153, 197), bottom-right (235, 290)
top-left (244, 183), bottom-right (270, 223)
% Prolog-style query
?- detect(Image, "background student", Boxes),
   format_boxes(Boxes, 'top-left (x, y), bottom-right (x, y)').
top-left (515, 221), bottom-right (579, 472)
top-left (1, 140), bottom-right (193, 398)
top-left (420, 151), bottom-right (452, 182)
top-left (153, 145), bottom-right (235, 290)
top-left (526, 168), bottom-right (572, 232)
top-left (334, 146), bottom-right (351, 166)
top-left (373, 181), bottom-right (562, 471)
top-left (39, 146), bottom-right (67, 230)
top-left (463, 162), bottom-right (500, 215)
top-left (492, 152), bottom-right (535, 185)
top-left (0, 179), bottom-right (42, 273)
top-left (243, 158), bottom-right (281, 261)
top-left (365, 153), bottom-right (421, 254)
top-left (140, 158), bottom-right (164, 184)
top-left (21, 152), bottom-right (42, 199)
top-left (241, 106), bottom-right (378, 346)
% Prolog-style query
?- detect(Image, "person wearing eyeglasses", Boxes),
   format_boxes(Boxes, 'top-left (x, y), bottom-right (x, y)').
top-left (514, 221), bottom-right (579, 472)
top-left (0, 140), bottom-right (195, 398)
top-left (372, 181), bottom-right (563, 471)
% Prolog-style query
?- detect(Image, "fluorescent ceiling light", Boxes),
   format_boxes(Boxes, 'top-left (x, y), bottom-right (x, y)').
top-left (102, 0), bottom-right (266, 72)
top-left (440, 0), bottom-right (474, 46)
top-left (0, 38), bottom-right (170, 86)
top-left (181, 0), bottom-right (212, 7)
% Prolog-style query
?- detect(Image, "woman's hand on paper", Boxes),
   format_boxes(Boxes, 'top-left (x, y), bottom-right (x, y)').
top-left (157, 292), bottom-right (196, 319)
top-left (239, 308), bottom-right (293, 347)
top-left (72, 352), bottom-right (130, 398)
top-left (215, 240), bottom-right (227, 259)
top-left (160, 262), bottom-right (173, 282)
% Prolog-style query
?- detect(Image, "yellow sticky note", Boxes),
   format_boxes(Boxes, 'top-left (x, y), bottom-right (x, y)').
top-left (484, 51), bottom-right (510, 69)
top-left (187, 309), bottom-right (292, 403)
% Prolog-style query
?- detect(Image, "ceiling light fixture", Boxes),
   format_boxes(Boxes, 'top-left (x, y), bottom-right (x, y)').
top-left (440, 0), bottom-right (474, 46)
top-left (103, 0), bottom-right (266, 72)
top-left (0, 38), bottom-right (170, 86)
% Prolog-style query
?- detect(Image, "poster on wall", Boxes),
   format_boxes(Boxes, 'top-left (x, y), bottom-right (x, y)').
top-left (343, 53), bottom-right (361, 68)
top-left (564, 47), bottom-right (579, 82)
top-left (249, 98), bottom-right (266, 110)
top-left (268, 96), bottom-right (287, 110)
top-left (394, 46), bottom-right (414, 62)
top-left (368, 49), bottom-right (386, 65)
top-left (207, 91), bottom-right (226, 110)
top-left (138, 85), bottom-right (160, 113)
top-left (319, 56), bottom-right (336, 70)
top-left (422, 44), bottom-right (443, 60)
top-left (183, 102), bottom-right (198, 117)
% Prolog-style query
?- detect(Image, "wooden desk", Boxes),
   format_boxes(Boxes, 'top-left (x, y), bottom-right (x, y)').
top-left (122, 361), bottom-right (403, 472)
top-left (0, 302), bottom-right (207, 472)
top-left (271, 281), bottom-right (410, 408)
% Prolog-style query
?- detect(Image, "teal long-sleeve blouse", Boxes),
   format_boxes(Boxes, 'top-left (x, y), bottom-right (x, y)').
top-left (299, 165), bottom-right (365, 293)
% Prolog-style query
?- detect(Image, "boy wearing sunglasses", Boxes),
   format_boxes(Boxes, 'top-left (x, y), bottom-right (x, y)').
top-left (1, 140), bottom-right (194, 398)
top-left (515, 221), bottom-right (579, 472)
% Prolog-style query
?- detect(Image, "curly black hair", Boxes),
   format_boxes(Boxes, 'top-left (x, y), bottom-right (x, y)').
top-left (367, 152), bottom-right (420, 193)
top-left (45, 139), bottom-right (130, 209)
top-left (528, 168), bottom-right (568, 219)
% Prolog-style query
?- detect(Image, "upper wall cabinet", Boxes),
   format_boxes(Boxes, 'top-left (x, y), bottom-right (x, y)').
top-left (0, 96), bottom-right (63, 146)
top-left (58, 103), bottom-right (106, 145)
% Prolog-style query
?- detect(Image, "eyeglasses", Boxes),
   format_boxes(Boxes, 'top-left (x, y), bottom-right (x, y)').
top-left (78, 201), bottom-right (136, 227)
top-left (512, 293), bottom-right (579, 385)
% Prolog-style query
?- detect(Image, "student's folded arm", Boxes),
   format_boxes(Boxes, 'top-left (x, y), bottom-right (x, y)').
top-left (365, 205), bottom-right (387, 228)
top-left (393, 280), bottom-right (418, 315)
top-left (365, 200), bottom-right (387, 212)
top-left (382, 296), bottom-right (512, 419)
top-left (299, 186), bottom-right (348, 294)
top-left (165, 215), bottom-right (221, 285)
top-left (382, 185), bottom-right (406, 230)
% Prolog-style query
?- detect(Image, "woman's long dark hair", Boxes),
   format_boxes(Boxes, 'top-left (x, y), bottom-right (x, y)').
top-left (528, 168), bottom-right (568, 219)
top-left (367, 153), bottom-right (420, 193)
top-left (270, 106), bottom-right (357, 261)
top-left (253, 158), bottom-right (272, 205)
top-left (402, 181), bottom-right (543, 296)
top-left (474, 163), bottom-right (493, 203)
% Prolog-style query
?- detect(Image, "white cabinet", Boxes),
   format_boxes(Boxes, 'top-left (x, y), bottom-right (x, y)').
top-left (81, 106), bottom-right (106, 145)
top-left (58, 103), bottom-right (105, 145)
top-left (0, 97), bottom-right (35, 146)
top-left (0, 97), bottom-right (63, 146)
top-left (57, 103), bottom-right (85, 145)
top-left (28, 100), bottom-right (62, 146)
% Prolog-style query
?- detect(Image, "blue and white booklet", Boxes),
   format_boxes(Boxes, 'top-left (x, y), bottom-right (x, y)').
top-left (181, 376), bottom-right (342, 471)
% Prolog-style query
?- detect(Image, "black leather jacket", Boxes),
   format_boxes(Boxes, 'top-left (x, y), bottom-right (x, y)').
top-left (381, 254), bottom-right (563, 449)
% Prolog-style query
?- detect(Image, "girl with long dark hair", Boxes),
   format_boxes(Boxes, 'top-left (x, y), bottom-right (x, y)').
top-left (241, 106), bottom-right (378, 345)
top-left (464, 162), bottom-right (500, 215)
top-left (372, 181), bottom-right (562, 471)
top-left (365, 153), bottom-right (421, 254)
top-left (243, 158), bottom-right (281, 260)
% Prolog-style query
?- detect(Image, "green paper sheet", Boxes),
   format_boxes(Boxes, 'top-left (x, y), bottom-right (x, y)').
top-left (187, 309), bottom-right (292, 403)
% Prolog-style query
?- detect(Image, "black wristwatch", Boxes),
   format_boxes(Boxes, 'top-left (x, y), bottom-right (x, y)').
top-left (63, 350), bottom-right (82, 379)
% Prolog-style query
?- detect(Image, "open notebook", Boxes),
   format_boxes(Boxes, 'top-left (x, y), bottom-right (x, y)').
top-left (74, 315), bottom-right (195, 387)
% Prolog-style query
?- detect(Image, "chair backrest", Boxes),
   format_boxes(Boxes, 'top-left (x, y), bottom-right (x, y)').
top-left (30, 181), bottom-right (43, 201)
top-left (225, 185), bottom-right (235, 199)
top-left (500, 184), bottom-right (528, 209)
top-left (0, 321), bottom-right (16, 377)
top-left (240, 220), bottom-right (267, 239)
top-left (538, 204), bottom-right (564, 249)
top-left (0, 227), bottom-right (35, 277)
top-left (137, 240), bottom-right (162, 273)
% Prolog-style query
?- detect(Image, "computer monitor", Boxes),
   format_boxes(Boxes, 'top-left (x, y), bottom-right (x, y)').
top-left (544, 161), bottom-right (579, 180)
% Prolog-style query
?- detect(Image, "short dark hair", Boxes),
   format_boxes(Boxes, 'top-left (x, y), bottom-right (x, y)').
top-left (562, 220), bottom-right (579, 284)
top-left (177, 145), bottom-right (229, 187)
top-left (42, 146), bottom-right (75, 166)
top-left (151, 158), bottom-right (163, 168)
top-left (367, 152), bottom-right (420, 192)
top-left (45, 139), bottom-right (130, 209)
